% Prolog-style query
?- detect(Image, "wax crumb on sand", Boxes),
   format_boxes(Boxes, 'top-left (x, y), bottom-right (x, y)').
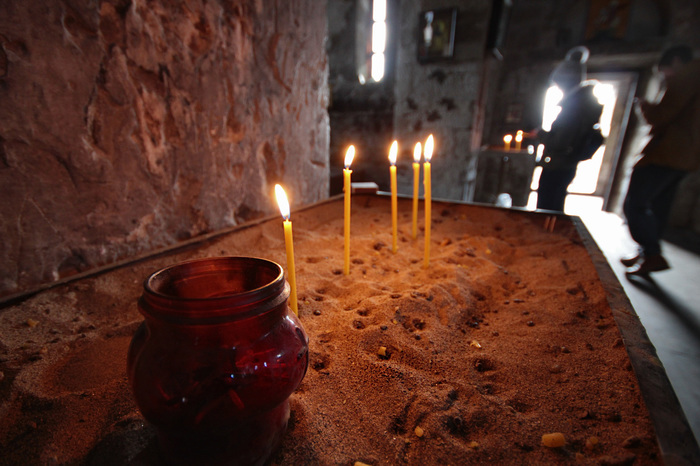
top-left (586, 436), bottom-right (600, 450)
top-left (542, 432), bottom-right (566, 448)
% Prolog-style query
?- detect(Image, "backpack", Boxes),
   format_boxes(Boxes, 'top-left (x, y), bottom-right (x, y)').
top-left (543, 85), bottom-right (604, 167)
top-left (576, 125), bottom-right (605, 162)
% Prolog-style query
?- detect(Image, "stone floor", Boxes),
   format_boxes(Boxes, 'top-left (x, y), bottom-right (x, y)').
top-left (570, 195), bottom-right (700, 446)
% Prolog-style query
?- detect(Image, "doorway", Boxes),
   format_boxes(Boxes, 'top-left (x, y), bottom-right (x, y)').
top-left (527, 72), bottom-right (638, 216)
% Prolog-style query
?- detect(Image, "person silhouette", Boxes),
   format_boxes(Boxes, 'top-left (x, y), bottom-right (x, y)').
top-left (536, 46), bottom-right (604, 212)
top-left (622, 45), bottom-right (700, 276)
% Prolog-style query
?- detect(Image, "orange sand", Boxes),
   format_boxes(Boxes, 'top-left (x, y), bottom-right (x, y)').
top-left (0, 195), bottom-right (660, 465)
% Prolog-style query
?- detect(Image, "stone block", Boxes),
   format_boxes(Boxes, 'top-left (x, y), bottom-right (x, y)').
top-left (0, 0), bottom-right (329, 299)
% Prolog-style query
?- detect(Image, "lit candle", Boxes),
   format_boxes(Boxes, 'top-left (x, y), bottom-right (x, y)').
top-left (389, 141), bottom-right (398, 253)
top-left (274, 184), bottom-right (298, 315)
top-left (423, 135), bottom-right (433, 268)
top-left (503, 134), bottom-right (512, 151)
top-left (343, 145), bottom-right (355, 275)
top-left (515, 130), bottom-right (523, 151)
top-left (412, 142), bottom-right (421, 239)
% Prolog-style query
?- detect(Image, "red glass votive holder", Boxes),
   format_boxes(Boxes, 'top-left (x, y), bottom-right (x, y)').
top-left (127, 256), bottom-right (308, 465)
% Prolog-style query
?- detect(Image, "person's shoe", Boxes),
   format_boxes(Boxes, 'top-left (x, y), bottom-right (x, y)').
top-left (620, 254), bottom-right (641, 267)
top-left (626, 254), bottom-right (670, 277)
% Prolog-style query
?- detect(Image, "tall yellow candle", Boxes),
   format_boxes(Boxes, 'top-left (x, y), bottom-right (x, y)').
top-left (388, 141), bottom-right (399, 253)
top-left (515, 130), bottom-right (523, 151)
top-left (274, 184), bottom-right (298, 315)
top-left (503, 134), bottom-right (512, 151)
top-left (423, 134), bottom-right (434, 268)
top-left (412, 142), bottom-right (421, 239)
top-left (343, 145), bottom-right (355, 275)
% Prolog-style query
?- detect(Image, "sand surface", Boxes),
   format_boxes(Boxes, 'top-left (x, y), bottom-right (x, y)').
top-left (0, 195), bottom-right (660, 465)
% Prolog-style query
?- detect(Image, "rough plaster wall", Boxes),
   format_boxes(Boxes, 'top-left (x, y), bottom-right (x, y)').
top-left (0, 0), bottom-right (329, 298)
top-left (327, 0), bottom-right (357, 82)
top-left (326, 0), bottom-right (489, 200)
top-left (393, 1), bottom-right (490, 201)
top-left (670, 172), bottom-right (700, 231)
top-left (329, 100), bottom-right (394, 193)
top-left (326, 0), bottom-right (396, 194)
top-left (668, 0), bottom-right (700, 47)
top-left (666, 0), bottom-right (700, 231)
top-left (393, 61), bottom-right (481, 200)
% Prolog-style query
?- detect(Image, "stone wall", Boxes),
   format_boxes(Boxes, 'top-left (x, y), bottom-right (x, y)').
top-left (393, 1), bottom-right (491, 201)
top-left (327, 0), bottom-right (491, 200)
top-left (0, 0), bottom-right (329, 299)
top-left (327, 0), bottom-right (396, 194)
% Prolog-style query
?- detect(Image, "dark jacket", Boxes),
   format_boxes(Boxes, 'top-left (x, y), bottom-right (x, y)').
top-left (639, 59), bottom-right (700, 172)
top-left (541, 84), bottom-right (604, 170)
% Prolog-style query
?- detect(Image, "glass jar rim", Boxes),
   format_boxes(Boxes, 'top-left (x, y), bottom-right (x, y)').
top-left (140, 256), bottom-right (289, 323)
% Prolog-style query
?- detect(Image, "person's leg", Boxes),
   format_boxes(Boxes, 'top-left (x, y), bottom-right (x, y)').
top-left (623, 164), bottom-right (687, 275)
top-left (651, 169), bottom-right (687, 245)
top-left (537, 168), bottom-right (577, 212)
top-left (623, 165), bottom-right (686, 256)
top-left (623, 165), bottom-right (662, 256)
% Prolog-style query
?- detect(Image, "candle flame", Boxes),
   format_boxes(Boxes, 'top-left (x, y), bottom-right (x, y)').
top-left (515, 131), bottom-right (523, 143)
top-left (503, 134), bottom-right (513, 143)
top-left (424, 134), bottom-right (434, 162)
top-left (388, 140), bottom-right (398, 165)
top-left (413, 142), bottom-right (422, 163)
top-left (344, 145), bottom-right (355, 169)
top-left (275, 184), bottom-right (290, 220)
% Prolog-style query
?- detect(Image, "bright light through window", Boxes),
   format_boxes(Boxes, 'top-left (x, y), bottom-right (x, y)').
top-left (530, 165), bottom-right (543, 191)
top-left (593, 83), bottom-right (614, 102)
top-left (371, 53), bottom-right (385, 82)
top-left (373, 0), bottom-right (386, 21)
top-left (370, 0), bottom-right (386, 82)
top-left (372, 22), bottom-right (386, 53)
top-left (542, 86), bottom-right (563, 131)
top-left (592, 82), bottom-right (616, 137)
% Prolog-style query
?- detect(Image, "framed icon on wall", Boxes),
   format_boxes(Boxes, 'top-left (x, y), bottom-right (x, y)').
top-left (585, 0), bottom-right (631, 41)
top-left (417, 8), bottom-right (457, 63)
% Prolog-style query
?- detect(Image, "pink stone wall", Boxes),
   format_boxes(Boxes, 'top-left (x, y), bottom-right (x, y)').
top-left (0, 1), bottom-right (329, 299)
